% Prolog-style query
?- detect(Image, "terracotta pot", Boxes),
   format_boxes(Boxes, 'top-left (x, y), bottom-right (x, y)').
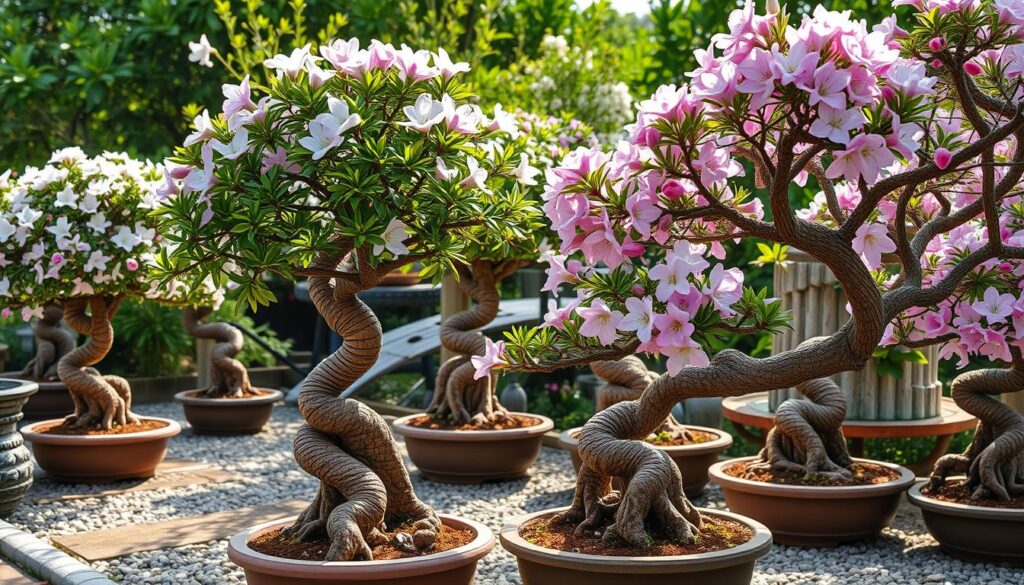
top-left (228, 514), bottom-right (494, 584)
top-left (15, 378), bottom-right (74, 421)
top-left (709, 456), bottom-right (915, 547)
top-left (558, 425), bottom-right (732, 498)
top-left (391, 413), bottom-right (554, 483)
top-left (0, 379), bottom-right (37, 517)
top-left (22, 417), bottom-right (181, 484)
top-left (500, 506), bottom-right (772, 585)
top-left (175, 388), bottom-right (283, 435)
top-left (907, 480), bottom-right (1024, 565)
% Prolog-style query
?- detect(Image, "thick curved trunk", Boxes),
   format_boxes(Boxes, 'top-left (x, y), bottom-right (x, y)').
top-left (182, 306), bottom-right (252, 398)
top-left (286, 255), bottom-right (439, 561)
top-left (929, 355), bottom-right (1024, 500)
top-left (427, 260), bottom-right (526, 425)
top-left (57, 297), bottom-right (136, 430)
top-left (22, 304), bottom-right (77, 381)
top-left (592, 357), bottom-right (691, 441)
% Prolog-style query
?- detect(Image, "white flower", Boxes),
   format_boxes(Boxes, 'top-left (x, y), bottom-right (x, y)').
top-left (87, 212), bottom-right (112, 234)
top-left (264, 44), bottom-right (314, 79)
top-left (78, 193), bottom-right (101, 214)
top-left (399, 94), bottom-right (445, 133)
top-left (45, 217), bottom-right (73, 241)
top-left (0, 277), bottom-right (9, 297)
top-left (488, 103), bottom-right (518, 135)
top-left (184, 142), bottom-right (216, 194)
top-left (71, 278), bottom-right (95, 296)
top-left (83, 250), bottom-right (110, 273)
top-left (432, 48), bottom-right (470, 78)
top-left (435, 157), bottom-right (458, 180)
top-left (372, 219), bottom-right (410, 257)
top-left (184, 110), bottom-right (215, 146)
top-left (307, 60), bottom-right (336, 88)
top-left (459, 156), bottom-right (490, 193)
top-left (298, 98), bottom-right (360, 160)
top-left (54, 184), bottom-right (78, 208)
top-left (0, 218), bottom-right (15, 243)
top-left (48, 147), bottom-right (87, 164)
top-left (111, 226), bottom-right (142, 252)
top-left (15, 207), bottom-right (42, 227)
top-left (188, 34), bottom-right (215, 68)
top-left (513, 153), bottom-right (540, 186)
top-left (211, 128), bottom-right (250, 160)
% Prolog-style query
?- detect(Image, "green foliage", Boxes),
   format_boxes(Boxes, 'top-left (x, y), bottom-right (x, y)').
top-left (527, 381), bottom-right (593, 431)
top-left (210, 299), bottom-right (293, 367)
top-left (872, 347), bottom-right (929, 380)
top-left (105, 299), bottom-right (192, 377)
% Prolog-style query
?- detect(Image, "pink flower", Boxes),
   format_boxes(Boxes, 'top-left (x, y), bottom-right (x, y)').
top-left (0, 308), bottom-right (9, 318)
top-left (972, 286), bottom-right (1015, 324)
top-left (50, 253), bottom-right (63, 265)
top-left (934, 147), bottom-right (953, 170)
top-left (625, 191), bottom-right (661, 238)
top-left (261, 147), bottom-right (299, 174)
top-left (649, 242), bottom-right (710, 301)
top-left (736, 48), bottom-right (777, 109)
top-left (978, 328), bottom-right (1013, 362)
top-left (619, 296), bottom-right (659, 343)
top-left (663, 339), bottom-right (710, 375)
top-left (962, 61), bottom-right (983, 76)
top-left (809, 104), bottom-right (866, 145)
top-left (320, 38), bottom-right (361, 71)
top-left (395, 44), bottom-right (437, 82)
top-left (577, 299), bottom-right (624, 345)
top-left (654, 304), bottom-right (694, 348)
top-left (542, 254), bottom-right (582, 293)
top-left (702, 264), bottom-right (744, 316)
top-left (928, 37), bottom-right (946, 52)
top-left (770, 43), bottom-right (819, 87)
top-left (825, 133), bottom-right (894, 184)
top-left (693, 141), bottom-right (743, 189)
top-left (471, 337), bottom-right (508, 380)
top-left (126, 258), bottom-right (139, 272)
top-left (222, 75), bottom-right (255, 120)
top-left (580, 212), bottom-right (625, 268)
top-left (852, 222), bottom-right (896, 268)
top-left (801, 62), bottom-right (851, 109)
top-left (544, 298), bottom-right (580, 330)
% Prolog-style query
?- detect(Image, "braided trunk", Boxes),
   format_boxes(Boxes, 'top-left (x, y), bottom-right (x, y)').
top-left (22, 304), bottom-right (77, 381)
top-left (928, 353), bottom-right (1024, 501)
top-left (592, 356), bottom-right (692, 442)
top-left (182, 306), bottom-right (252, 398)
top-left (427, 259), bottom-right (527, 425)
top-left (285, 254), bottom-right (440, 561)
top-left (57, 296), bottom-right (137, 430)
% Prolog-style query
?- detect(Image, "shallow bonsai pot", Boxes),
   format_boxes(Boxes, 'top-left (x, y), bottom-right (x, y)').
top-left (0, 379), bottom-right (38, 516)
top-left (22, 417), bottom-right (181, 484)
top-left (175, 388), bottom-right (283, 435)
top-left (15, 378), bottom-right (73, 421)
top-left (907, 480), bottom-right (1024, 566)
top-left (500, 506), bottom-right (771, 585)
top-left (709, 456), bottom-right (915, 547)
top-left (558, 425), bottom-right (732, 498)
top-left (228, 514), bottom-right (494, 584)
top-left (391, 413), bottom-right (554, 484)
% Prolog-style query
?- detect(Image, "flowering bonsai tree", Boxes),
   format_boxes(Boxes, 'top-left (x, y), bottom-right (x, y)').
top-left (181, 306), bottom-right (251, 398)
top-left (156, 38), bottom-right (539, 560)
top-left (475, 0), bottom-right (1024, 548)
top-left (0, 148), bottom-right (213, 430)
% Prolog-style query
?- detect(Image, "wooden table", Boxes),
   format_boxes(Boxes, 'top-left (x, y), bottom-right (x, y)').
top-left (722, 392), bottom-right (976, 475)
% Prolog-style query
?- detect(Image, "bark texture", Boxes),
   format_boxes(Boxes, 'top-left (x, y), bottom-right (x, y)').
top-left (928, 354), bottom-right (1024, 500)
top-left (592, 357), bottom-right (692, 442)
top-left (427, 259), bottom-right (527, 425)
top-left (287, 255), bottom-right (440, 561)
top-left (182, 306), bottom-right (252, 398)
top-left (57, 297), bottom-right (137, 430)
top-left (22, 304), bottom-right (77, 381)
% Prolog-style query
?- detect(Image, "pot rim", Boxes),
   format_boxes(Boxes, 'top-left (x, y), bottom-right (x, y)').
top-left (0, 377), bottom-right (38, 398)
top-left (558, 425), bottom-right (733, 455)
top-left (21, 416), bottom-right (182, 445)
top-left (174, 388), bottom-right (284, 406)
top-left (709, 456), bottom-right (915, 498)
top-left (907, 479), bottom-right (1024, 520)
top-left (499, 506), bottom-right (772, 573)
top-left (391, 412), bottom-right (554, 442)
top-left (227, 514), bottom-right (494, 579)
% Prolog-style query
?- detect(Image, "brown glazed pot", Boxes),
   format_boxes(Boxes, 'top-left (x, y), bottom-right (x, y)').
top-left (709, 456), bottom-right (915, 547)
top-left (391, 413), bottom-right (554, 483)
top-left (22, 417), bottom-right (181, 484)
top-left (175, 388), bottom-right (283, 435)
top-left (558, 425), bottom-right (732, 498)
top-left (16, 379), bottom-right (74, 421)
top-left (228, 514), bottom-right (494, 584)
top-left (907, 480), bottom-right (1024, 565)
top-left (500, 507), bottom-right (772, 585)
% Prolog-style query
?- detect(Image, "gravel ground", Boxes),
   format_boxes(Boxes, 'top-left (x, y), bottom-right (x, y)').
top-left (11, 402), bottom-right (1024, 585)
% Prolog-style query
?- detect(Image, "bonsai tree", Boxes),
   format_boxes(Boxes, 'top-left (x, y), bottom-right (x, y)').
top-left (474, 0), bottom-right (1024, 548)
top-left (0, 148), bottom-right (214, 430)
top-left (182, 306), bottom-right (252, 398)
top-left (20, 304), bottom-right (76, 381)
top-left (427, 113), bottom-right (596, 426)
top-left (156, 38), bottom-right (539, 559)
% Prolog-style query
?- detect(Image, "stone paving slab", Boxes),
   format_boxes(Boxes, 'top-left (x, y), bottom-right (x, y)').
top-left (51, 500), bottom-right (308, 562)
top-left (0, 560), bottom-right (41, 584)
top-left (35, 464), bottom-right (240, 505)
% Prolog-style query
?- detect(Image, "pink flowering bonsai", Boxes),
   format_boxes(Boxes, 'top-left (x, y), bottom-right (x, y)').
top-left (477, 0), bottom-right (1024, 549)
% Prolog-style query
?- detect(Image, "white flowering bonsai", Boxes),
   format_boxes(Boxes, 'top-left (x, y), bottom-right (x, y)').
top-left (0, 149), bottom-right (214, 430)
top-left (475, 0), bottom-right (1024, 549)
top-left (156, 38), bottom-right (539, 560)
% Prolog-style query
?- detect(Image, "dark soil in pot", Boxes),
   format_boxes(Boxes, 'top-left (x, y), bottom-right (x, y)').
top-left (404, 413), bottom-right (541, 431)
top-left (723, 460), bottom-right (901, 486)
top-left (251, 523), bottom-right (474, 561)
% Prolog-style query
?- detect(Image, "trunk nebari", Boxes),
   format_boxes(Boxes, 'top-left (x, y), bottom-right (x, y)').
top-left (751, 377), bottom-right (853, 480)
top-left (285, 258), bottom-right (440, 561)
top-left (21, 303), bottom-right (77, 381)
top-left (928, 353), bottom-right (1024, 501)
top-left (182, 306), bottom-right (252, 398)
top-left (57, 296), bottom-right (137, 430)
top-left (427, 259), bottom-right (527, 425)
top-left (593, 357), bottom-right (692, 442)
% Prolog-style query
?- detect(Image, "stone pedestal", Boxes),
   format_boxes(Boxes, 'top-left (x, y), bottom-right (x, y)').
top-left (0, 379), bottom-right (37, 516)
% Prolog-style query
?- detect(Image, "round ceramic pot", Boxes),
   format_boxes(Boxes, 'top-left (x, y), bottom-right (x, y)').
top-left (391, 413), bottom-right (554, 484)
top-left (22, 417), bottom-right (181, 484)
top-left (500, 506), bottom-right (771, 585)
top-left (18, 379), bottom-right (73, 421)
top-left (228, 514), bottom-right (494, 584)
top-left (175, 388), bottom-right (283, 435)
top-left (558, 425), bottom-right (732, 499)
top-left (907, 480), bottom-right (1024, 565)
top-left (709, 456), bottom-right (915, 547)
top-left (0, 379), bottom-right (38, 516)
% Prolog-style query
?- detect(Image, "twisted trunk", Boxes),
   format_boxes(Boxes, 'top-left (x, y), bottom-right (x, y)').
top-left (182, 306), bottom-right (252, 398)
top-left (286, 253), bottom-right (440, 561)
top-left (22, 303), bottom-right (77, 381)
top-left (57, 296), bottom-right (136, 430)
top-left (928, 353), bottom-right (1024, 501)
top-left (592, 357), bottom-right (691, 441)
top-left (427, 259), bottom-right (527, 425)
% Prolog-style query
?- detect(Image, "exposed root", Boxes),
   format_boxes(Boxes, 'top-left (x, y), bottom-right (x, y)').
top-left (593, 356), bottom-right (693, 442)
top-left (751, 377), bottom-right (853, 481)
top-left (57, 297), bottom-right (138, 430)
top-left (22, 304), bottom-right (77, 381)
top-left (182, 306), bottom-right (252, 398)
top-left (929, 356), bottom-right (1024, 501)
top-left (289, 252), bottom-right (440, 560)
